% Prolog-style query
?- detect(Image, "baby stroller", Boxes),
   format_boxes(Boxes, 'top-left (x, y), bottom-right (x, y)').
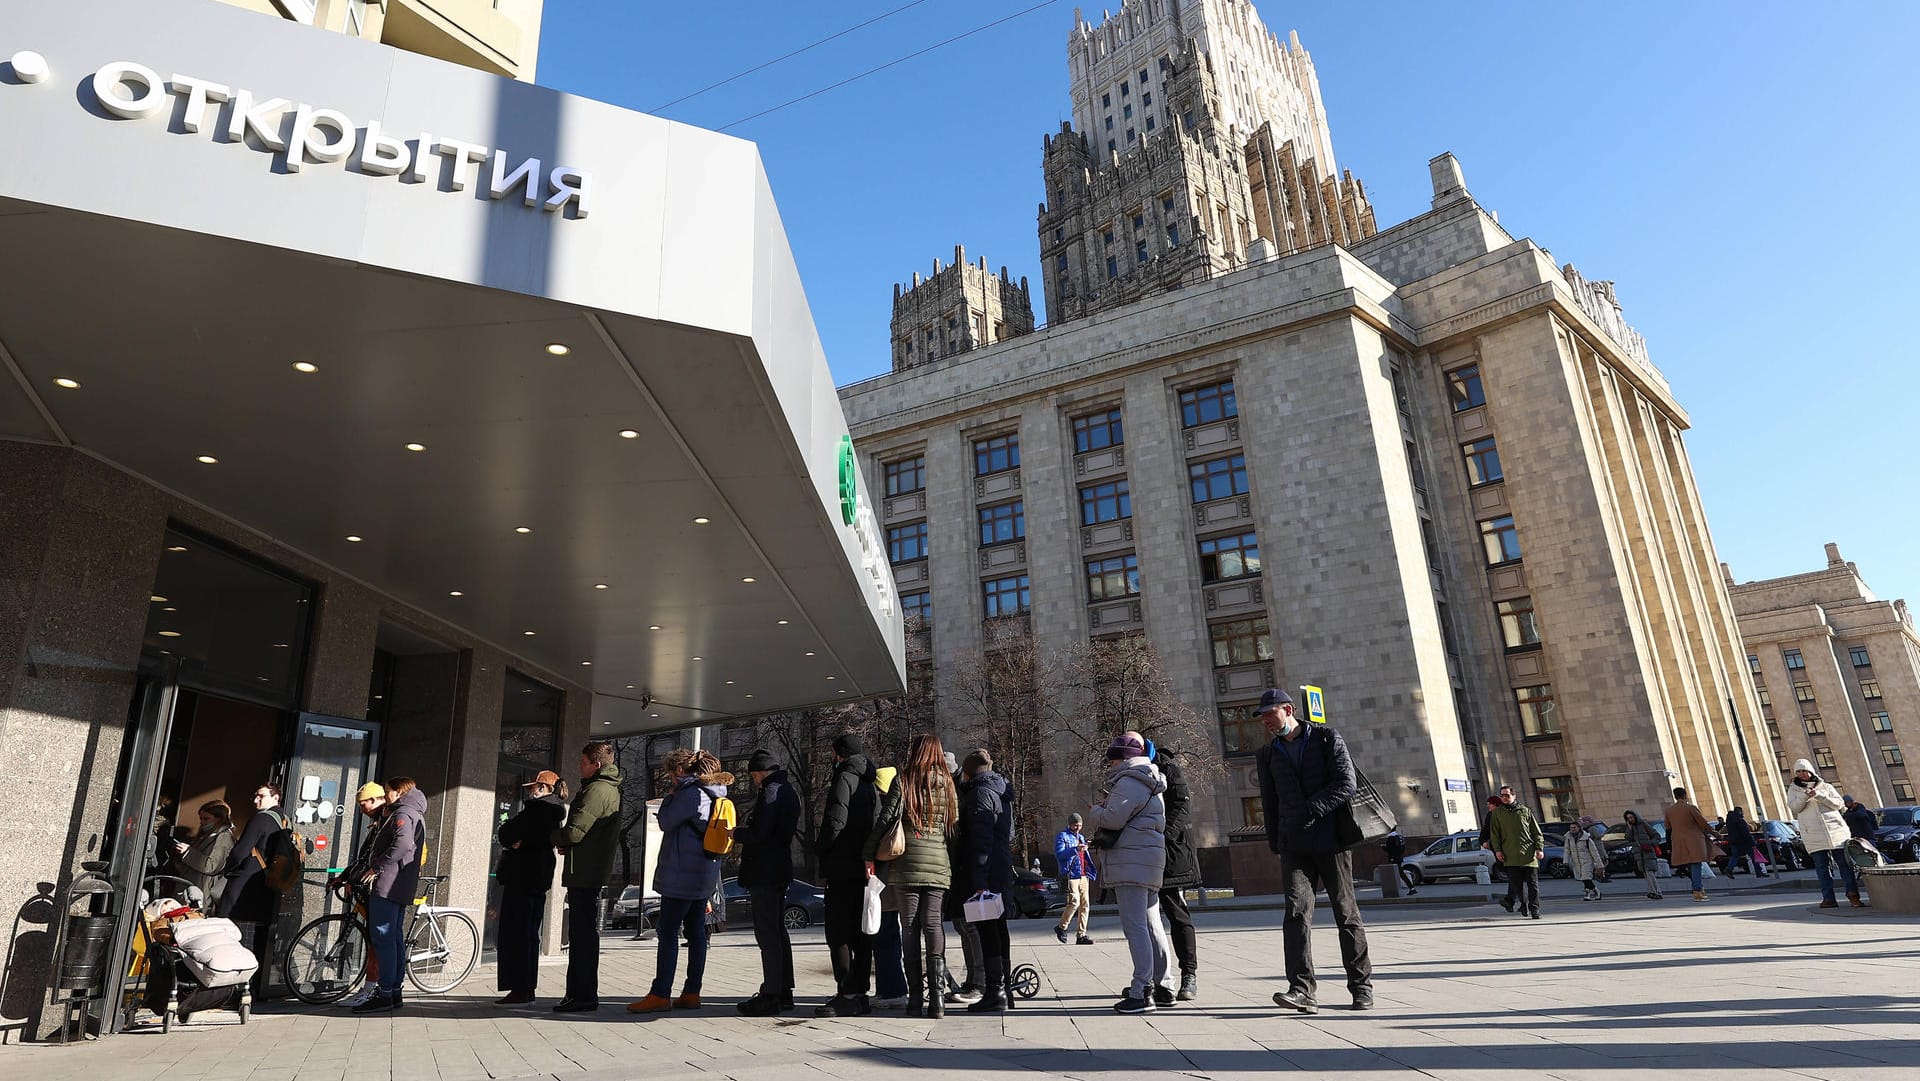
top-left (128, 875), bottom-right (257, 1032)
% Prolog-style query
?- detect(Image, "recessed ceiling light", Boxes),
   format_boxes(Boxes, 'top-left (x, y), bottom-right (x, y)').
top-left (692, 517), bottom-right (710, 525)
top-left (545, 343), bottom-right (570, 356)
top-left (167, 545), bottom-right (188, 552)
top-left (196, 455), bottom-right (218, 464)
top-left (691, 656), bottom-right (702, 662)
top-left (514, 526), bottom-right (532, 534)
top-left (625, 684), bottom-right (635, 690)
top-left (162, 606), bottom-right (176, 612)
top-left (54, 377), bottom-right (80, 389)
top-left (827, 676), bottom-right (837, 681)
top-left (523, 630), bottom-right (536, 636)
top-left (292, 361), bottom-right (318, 373)
top-left (837, 689), bottom-right (847, 694)
top-left (618, 429), bottom-right (639, 440)
top-left (648, 625), bottom-right (662, 631)
top-left (741, 576), bottom-right (756, 584)
top-left (602, 721), bottom-right (611, 726)
top-left (346, 535), bottom-right (363, 543)
top-left (594, 583), bottom-right (609, 590)
top-left (150, 595), bottom-right (167, 603)
top-left (157, 630), bottom-right (182, 638)
top-left (777, 619), bottom-right (790, 626)
top-left (745, 694), bottom-right (754, 699)
top-left (449, 590), bottom-right (464, 597)
top-left (804, 651), bottom-right (815, 657)
top-left (724, 680), bottom-right (735, 685)
top-left (581, 661), bottom-right (592, 666)
top-left (272, 643), bottom-right (289, 649)
top-left (405, 443), bottom-right (426, 453)
top-left (650, 712), bottom-right (659, 718)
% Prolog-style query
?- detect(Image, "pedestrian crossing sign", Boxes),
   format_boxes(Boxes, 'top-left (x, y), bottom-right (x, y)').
top-left (1302, 685), bottom-right (1326, 724)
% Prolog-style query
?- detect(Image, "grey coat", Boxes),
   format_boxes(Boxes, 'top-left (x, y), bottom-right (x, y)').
top-left (1088, 758), bottom-right (1167, 890)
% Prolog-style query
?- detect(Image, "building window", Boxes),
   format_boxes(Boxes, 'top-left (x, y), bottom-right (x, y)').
top-left (1164, 218), bottom-right (1175, 243)
top-left (1106, 255), bottom-right (1119, 278)
top-left (1783, 648), bottom-right (1805, 670)
top-left (1139, 68), bottom-right (1149, 84)
top-left (1123, 103), bottom-right (1133, 119)
top-left (1776, 751), bottom-right (1788, 770)
top-left (1862, 679), bottom-right (1883, 699)
top-left (1135, 237), bottom-right (1147, 261)
top-left (886, 522), bottom-right (928, 564)
top-left (1143, 91), bottom-right (1153, 106)
top-left (981, 574), bottom-right (1031, 618)
top-left (1079, 479), bottom-right (1132, 525)
top-left (1189, 454), bottom-right (1249, 503)
top-left (1850, 646), bottom-right (1871, 667)
top-left (1073, 408), bottom-right (1124, 452)
top-left (1462, 438), bottom-right (1504, 486)
top-left (901, 591), bottom-right (932, 630)
top-left (1120, 82), bottom-right (1129, 97)
top-left (884, 456), bottom-right (925, 497)
top-left (1498, 596), bottom-right (1543, 651)
top-left (1179, 380), bottom-right (1237, 427)
top-left (1209, 616), bottom-right (1273, 667)
top-left (1102, 92), bottom-right (1111, 108)
top-left (1757, 687), bottom-right (1772, 707)
top-left (1105, 116), bottom-right (1113, 131)
top-left (1765, 717), bottom-right (1781, 739)
top-left (1883, 745), bottom-right (1906, 767)
top-left (1815, 748), bottom-right (1836, 770)
top-left (1240, 796), bottom-right (1265, 829)
top-left (1895, 780), bottom-right (1916, 802)
top-left (1747, 654), bottom-right (1761, 674)
top-left (1199, 531), bottom-right (1261, 583)
top-left (1219, 704), bottom-right (1264, 756)
top-left (977, 501), bottom-right (1025, 547)
top-left (1085, 554), bottom-right (1141, 601)
top-left (1793, 682), bottom-right (1816, 703)
top-left (974, 433), bottom-right (1019, 476)
top-left (1515, 684), bottom-right (1559, 737)
top-left (1146, 115), bottom-right (1157, 132)
top-left (1479, 515), bottom-right (1522, 565)
top-left (1447, 364), bottom-right (1485, 411)
top-left (1533, 775), bottom-right (1577, 822)
top-left (1871, 711), bottom-right (1893, 733)
top-left (1804, 716), bottom-right (1825, 735)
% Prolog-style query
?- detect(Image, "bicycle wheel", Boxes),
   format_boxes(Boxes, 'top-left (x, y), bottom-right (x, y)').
top-left (405, 910), bottom-right (479, 994)
top-left (283, 913), bottom-right (369, 1005)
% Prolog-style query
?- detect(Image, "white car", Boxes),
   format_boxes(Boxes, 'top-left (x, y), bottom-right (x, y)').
top-left (1401, 830), bottom-right (1569, 885)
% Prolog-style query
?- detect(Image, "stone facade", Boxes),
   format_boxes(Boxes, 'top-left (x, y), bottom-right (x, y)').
top-left (1040, 4), bottom-right (1374, 323)
top-left (1728, 544), bottom-right (1920, 807)
top-left (841, 150), bottom-right (1781, 877)
top-left (890, 246), bottom-right (1035, 372)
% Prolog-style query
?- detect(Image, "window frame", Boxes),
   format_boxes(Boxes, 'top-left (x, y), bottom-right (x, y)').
top-left (1515, 683), bottom-right (1559, 738)
top-left (883, 455), bottom-right (926, 497)
top-left (1078, 479), bottom-right (1133, 526)
top-left (1085, 553), bottom-right (1141, 603)
top-left (1783, 648), bottom-right (1805, 670)
top-left (1479, 515), bottom-right (1522, 566)
top-left (886, 521), bottom-right (928, 565)
top-left (1497, 595), bottom-right (1543, 652)
top-left (1881, 745), bottom-right (1905, 767)
top-left (1862, 679), bottom-right (1884, 699)
top-left (1188, 454), bottom-right (1249, 504)
top-left (900, 591), bottom-right (932, 630)
top-left (1208, 616), bottom-right (1274, 668)
top-left (1447, 364), bottom-right (1486, 412)
top-left (1178, 379), bottom-right (1238, 428)
top-left (1198, 531), bottom-right (1261, 584)
top-left (1462, 437), bottom-right (1504, 487)
top-left (976, 500), bottom-right (1025, 548)
top-left (1871, 711), bottom-right (1893, 733)
top-left (980, 574), bottom-right (1032, 618)
top-left (973, 433), bottom-right (1021, 476)
top-left (1218, 703), bottom-right (1264, 757)
top-left (1850, 646), bottom-right (1872, 668)
top-left (1072, 407), bottom-right (1125, 453)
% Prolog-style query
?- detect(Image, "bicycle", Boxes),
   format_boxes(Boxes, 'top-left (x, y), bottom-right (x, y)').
top-left (282, 875), bottom-right (480, 1004)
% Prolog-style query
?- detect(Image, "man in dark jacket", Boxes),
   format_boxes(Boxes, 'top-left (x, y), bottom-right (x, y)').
top-left (354, 777), bottom-right (427, 1013)
top-left (550, 740), bottom-right (622, 1013)
top-left (1255, 688), bottom-right (1373, 1014)
top-left (737, 748), bottom-right (803, 1016)
top-left (813, 734), bottom-right (878, 1017)
top-left (958, 748), bottom-right (1015, 1013)
top-left (1843, 798), bottom-right (1878, 839)
top-left (217, 781), bottom-right (288, 999)
top-left (495, 770), bottom-right (568, 1006)
top-left (1150, 741), bottom-right (1202, 1000)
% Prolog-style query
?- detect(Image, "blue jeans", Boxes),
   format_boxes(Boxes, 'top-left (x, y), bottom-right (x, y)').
top-left (1812, 848), bottom-right (1858, 904)
top-left (1686, 861), bottom-right (1705, 892)
top-left (649, 895), bottom-right (708, 997)
top-left (367, 895), bottom-right (406, 994)
top-left (874, 911), bottom-right (907, 998)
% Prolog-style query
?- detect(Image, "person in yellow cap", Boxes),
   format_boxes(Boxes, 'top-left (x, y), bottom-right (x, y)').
top-left (331, 782), bottom-right (387, 1006)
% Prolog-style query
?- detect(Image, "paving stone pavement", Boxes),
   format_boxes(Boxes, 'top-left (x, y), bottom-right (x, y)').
top-left (7, 884), bottom-right (1917, 1080)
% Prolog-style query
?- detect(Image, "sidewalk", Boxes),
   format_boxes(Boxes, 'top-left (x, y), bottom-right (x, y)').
top-left (5, 886), bottom-right (1916, 1080)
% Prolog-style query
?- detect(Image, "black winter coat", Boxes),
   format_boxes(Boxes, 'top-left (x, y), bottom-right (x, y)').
top-left (216, 808), bottom-right (286, 922)
top-left (1158, 753), bottom-right (1200, 889)
top-left (1256, 724), bottom-right (1361, 854)
top-left (496, 793), bottom-right (566, 891)
top-left (814, 754), bottom-right (877, 883)
top-left (958, 770), bottom-right (1014, 895)
top-left (738, 768), bottom-right (803, 888)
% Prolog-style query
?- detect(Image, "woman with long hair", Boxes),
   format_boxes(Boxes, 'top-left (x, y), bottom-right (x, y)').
top-left (628, 748), bottom-right (734, 1013)
top-left (1622, 808), bottom-right (1664, 900)
top-left (170, 799), bottom-right (235, 907)
top-left (886, 734), bottom-right (957, 1017)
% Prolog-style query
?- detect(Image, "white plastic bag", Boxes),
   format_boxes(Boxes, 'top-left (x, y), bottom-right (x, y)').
top-left (860, 874), bottom-right (884, 935)
top-left (963, 890), bottom-right (1005, 923)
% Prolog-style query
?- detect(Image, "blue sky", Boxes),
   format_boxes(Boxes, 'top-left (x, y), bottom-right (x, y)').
top-left (540, 1), bottom-right (1920, 606)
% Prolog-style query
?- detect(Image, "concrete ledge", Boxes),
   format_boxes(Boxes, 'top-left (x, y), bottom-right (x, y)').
top-left (1860, 864), bottom-right (1920, 914)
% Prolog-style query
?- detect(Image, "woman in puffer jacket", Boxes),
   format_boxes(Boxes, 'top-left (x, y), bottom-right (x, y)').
top-left (1787, 758), bottom-right (1865, 909)
top-left (629, 749), bottom-right (736, 1012)
top-left (1565, 815), bottom-right (1607, 901)
top-left (1087, 730), bottom-right (1171, 1015)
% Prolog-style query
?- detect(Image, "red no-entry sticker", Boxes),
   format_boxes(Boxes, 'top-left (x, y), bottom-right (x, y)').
top-left (314, 835), bottom-right (329, 850)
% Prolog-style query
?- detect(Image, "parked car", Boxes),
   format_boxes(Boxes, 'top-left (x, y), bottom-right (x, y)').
top-left (717, 877), bottom-right (827, 929)
top-left (1602, 821), bottom-right (1666, 876)
top-left (1871, 807), bottom-right (1918, 863)
top-left (1008, 870), bottom-right (1057, 918)
top-left (1755, 819), bottom-right (1809, 870)
top-left (1400, 830), bottom-right (1569, 884)
top-left (608, 884), bottom-right (654, 929)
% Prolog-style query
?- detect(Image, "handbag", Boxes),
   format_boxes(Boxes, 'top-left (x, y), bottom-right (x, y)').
top-left (859, 874), bottom-right (884, 934)
top-left (1337, 767), bottom-right (1398, 844)
top-left (962, 890), bottom-right (1004, 923)
top-left (875, 818), bottom-right (906, 861)
top-left (1088, 777), bottom-right (1153, 849)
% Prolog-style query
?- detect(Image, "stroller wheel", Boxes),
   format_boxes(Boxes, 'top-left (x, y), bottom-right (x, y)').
top-left (1009, 963), bottom-right (1041, 999)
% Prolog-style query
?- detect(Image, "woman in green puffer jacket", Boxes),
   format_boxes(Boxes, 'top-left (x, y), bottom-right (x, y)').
top-left (870, 734), bottom-right (956, 1018)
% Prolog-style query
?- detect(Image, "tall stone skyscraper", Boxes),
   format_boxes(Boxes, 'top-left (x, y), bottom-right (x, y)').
top-left (1040, 0), bottom-right (1376, 322)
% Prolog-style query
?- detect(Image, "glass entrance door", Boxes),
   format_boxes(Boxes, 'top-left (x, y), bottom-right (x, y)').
top-left (96, 661), bottom-right (181, 1034)
top-left (280, 716), bottom-right (382, 938)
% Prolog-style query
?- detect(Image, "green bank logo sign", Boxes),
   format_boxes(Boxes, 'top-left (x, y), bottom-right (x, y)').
top-left (12, 52), bottom-right (592, 217)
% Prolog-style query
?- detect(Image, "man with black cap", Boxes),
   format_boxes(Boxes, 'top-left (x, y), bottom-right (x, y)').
top-left (813, 733), bottom-right (878, 1017)
top-left (737, 748), bottom-right (803, 1015)
top-left (1255, 687), bottom-right (1374, 1014)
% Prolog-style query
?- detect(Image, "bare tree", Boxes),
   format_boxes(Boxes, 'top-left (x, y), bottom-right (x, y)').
top-left (948, 623), bottom-right (1060, 867)
top-left (1059, 634), bottom-right (1223, 797)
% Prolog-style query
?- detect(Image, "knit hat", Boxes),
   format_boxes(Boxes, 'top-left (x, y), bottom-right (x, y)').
top-left (943, 750), bottom-right (958, 775)
top-left (1105, 731), bottom-right (1147, 760)
top-left (833, 734), bottom-right (865, 758)
top-left (747, 748), bottom-right (779, 773)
